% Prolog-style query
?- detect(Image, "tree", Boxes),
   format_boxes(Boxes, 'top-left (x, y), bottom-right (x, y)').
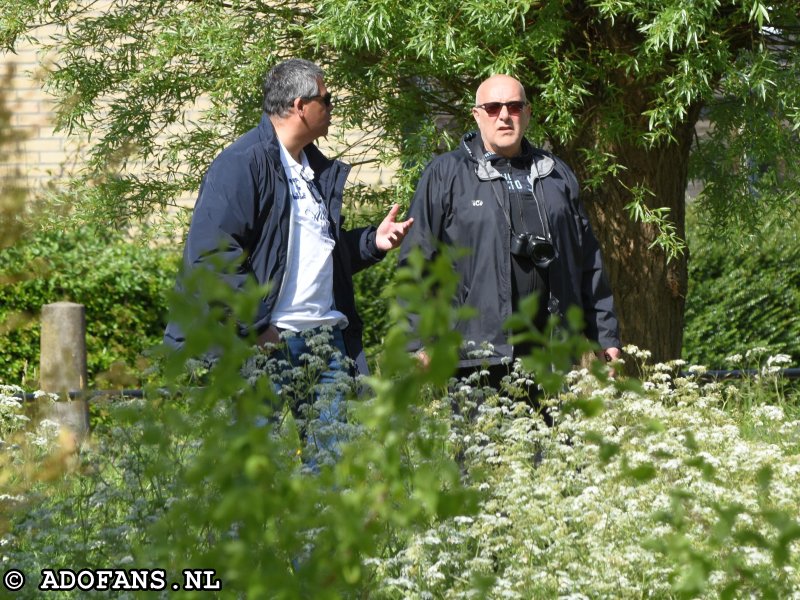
top-left (2, 0), bottom-right (799, 361)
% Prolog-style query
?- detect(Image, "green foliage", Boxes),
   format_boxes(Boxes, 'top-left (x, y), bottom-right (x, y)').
top-left (507, 294), bottom-right (600, 395)
top-left (353, 252), bottom-right (395, 365)
top-left (0, 227), bottom-right (177, 388)
top-left (310, 0), bottom-right (800, 225)
top-left (385, 247), bottom-right (471, 385)
top-left (0, 0), bottom-right (319, 226)
top-left (690, 38), bottom-right (800, 239)
top-left (4, 0), bottom-right (800, 358)
top-left (625, 190), bottom-right (686, 263)
top-left (5, 336), bottom-right (800, 597)
top-left (683, 208), bottom-right (800, 367)
top-left (345, 185), bottom-right (408, 369)
top-left (2, 1), bottom-right (798, 233)
top-left (2, 244), bottom-right (482, 598)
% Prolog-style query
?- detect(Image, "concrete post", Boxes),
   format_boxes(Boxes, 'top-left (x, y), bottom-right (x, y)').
top-left (39, 302), bottom-right (90, 440)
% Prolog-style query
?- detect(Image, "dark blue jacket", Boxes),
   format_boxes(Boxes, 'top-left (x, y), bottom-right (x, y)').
top-left (399, 131), bottom-right (620, 367)
top-left (164, 115), bottom-right (385, 374)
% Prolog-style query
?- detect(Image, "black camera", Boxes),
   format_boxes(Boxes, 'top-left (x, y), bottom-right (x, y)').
top-left (510, 232), bottom-right (555, 268)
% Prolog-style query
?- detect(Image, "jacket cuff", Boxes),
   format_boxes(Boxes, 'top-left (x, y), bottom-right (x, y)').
top-left (365, 227), bottom-right (387, 261)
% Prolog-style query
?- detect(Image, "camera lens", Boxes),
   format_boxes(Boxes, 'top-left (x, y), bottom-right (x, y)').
top-left (532, 242), bottom-right (553, 260)
top-left (511, 232), bottom-right (555, 267)
top-left (528, 235), bottom-right (554, 268)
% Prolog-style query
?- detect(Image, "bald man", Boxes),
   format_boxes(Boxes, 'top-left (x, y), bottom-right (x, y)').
top-left (398, 74), bottom-right (620, 393)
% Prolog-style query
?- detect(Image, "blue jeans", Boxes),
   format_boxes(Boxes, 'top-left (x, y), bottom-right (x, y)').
top-left (271, 327), bottom-right (351, 468)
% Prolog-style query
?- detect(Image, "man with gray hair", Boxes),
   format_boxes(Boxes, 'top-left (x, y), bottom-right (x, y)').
top-left (165, 59), bottom-right (412, 442)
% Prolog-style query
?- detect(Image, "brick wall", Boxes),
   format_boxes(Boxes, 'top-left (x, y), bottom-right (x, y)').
top-left (2, 26), bottom-right (81, 191)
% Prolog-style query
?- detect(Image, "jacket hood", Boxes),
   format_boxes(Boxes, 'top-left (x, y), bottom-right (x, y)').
top-left (460, 130), bottom-right (555, 181)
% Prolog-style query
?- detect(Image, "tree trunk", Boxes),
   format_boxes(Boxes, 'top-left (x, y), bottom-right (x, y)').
top-left (556, 111), bottom-right (700, 364)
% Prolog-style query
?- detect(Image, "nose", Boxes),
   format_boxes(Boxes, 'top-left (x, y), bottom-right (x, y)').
top-left (498, 105), bottom-right (511, 120)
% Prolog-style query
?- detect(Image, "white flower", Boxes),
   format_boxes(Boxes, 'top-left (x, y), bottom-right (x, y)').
top-left (750, 405), bottom-right (785, 423)
top-left (0, 494), bottom-right (25, 503)
top-left (623, 345), bottom-right (652, 361)
top-left (767, 354), bottom-right (792, 367)
top-left (746, 346), bottom-right (769, 361)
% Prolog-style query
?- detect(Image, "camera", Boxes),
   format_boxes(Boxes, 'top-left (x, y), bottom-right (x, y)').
top-left (510, 232), bottom-right (555, 268)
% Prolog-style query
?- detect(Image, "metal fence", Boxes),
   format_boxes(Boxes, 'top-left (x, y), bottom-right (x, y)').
top-left (13, 302), bottom-right (800, 440)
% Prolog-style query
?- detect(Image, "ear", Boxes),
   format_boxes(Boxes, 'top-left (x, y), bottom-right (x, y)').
top-left (471, 107), bottom-right (481, 125)
top-left (293, 96), bottom-right (305, 116)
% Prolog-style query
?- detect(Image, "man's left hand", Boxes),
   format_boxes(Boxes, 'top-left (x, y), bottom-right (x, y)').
top-left (375, 203), bottom-right (414, 251)
top-left (598, 347), bottom-right (622, 378)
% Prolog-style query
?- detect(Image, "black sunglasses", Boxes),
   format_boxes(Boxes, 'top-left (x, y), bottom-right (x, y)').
top-left (475, 101), bottom-right (527, 117)
top-left (302, 91), bottom-right (333, 107)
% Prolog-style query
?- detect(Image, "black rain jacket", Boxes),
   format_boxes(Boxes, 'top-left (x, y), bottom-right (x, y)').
top-left (398, 131), bottom-right (620, 367)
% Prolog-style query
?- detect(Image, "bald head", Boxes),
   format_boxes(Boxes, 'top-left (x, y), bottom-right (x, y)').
top-left (472, 74), bottom-right (531, 158)
top-left (475, 74), bottom-right (527, 106)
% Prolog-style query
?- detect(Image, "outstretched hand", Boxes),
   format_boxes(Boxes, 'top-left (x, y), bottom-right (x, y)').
top-left (375, 203), bottom-right (414, 251)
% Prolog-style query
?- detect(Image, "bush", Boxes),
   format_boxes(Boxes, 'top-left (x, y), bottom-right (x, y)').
top-left (1, 249), bottom-right (477, 598)
top-left (353, 254), bottom-right (395, 363)
top-left (4, 297), bottom-right (800, 597)
top-left (683, 210), bottom-right (800, 367)
top-left (0, 227), bottom-right (178, 388)
top-left (346, 185), bottom-right (409, 370)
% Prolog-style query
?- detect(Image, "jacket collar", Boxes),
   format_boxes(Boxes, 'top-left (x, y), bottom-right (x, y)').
top-left (256, 113), bottom-right (351, 227)
top-left (257, 113), bottom-right (335, 175)
top-left (461, 130), bottom-right (555, 182)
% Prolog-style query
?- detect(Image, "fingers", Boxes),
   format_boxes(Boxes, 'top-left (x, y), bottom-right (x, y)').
top-left (386, 203), bottom-right (401, 222)
top-left (392, 217), bottom-right (414, 237)
top-left (380, 228), bottom-right (405, 247)
top-left (384, 204), bottom-right (414, 230)
top-left (375, 204), bottom-right (414, 251)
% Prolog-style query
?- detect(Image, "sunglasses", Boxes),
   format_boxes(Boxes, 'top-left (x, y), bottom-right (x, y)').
top-left (302, 91), bottom-right (333, 107)
top-left (475, 101), bottom-right (528, 117)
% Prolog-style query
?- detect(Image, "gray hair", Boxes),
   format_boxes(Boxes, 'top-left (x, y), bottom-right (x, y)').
top-left (262, 58), bottom-right (323, 117)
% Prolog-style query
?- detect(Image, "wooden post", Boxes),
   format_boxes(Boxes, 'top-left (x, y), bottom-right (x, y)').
top-left (39, 302), bottom-right (90, 441)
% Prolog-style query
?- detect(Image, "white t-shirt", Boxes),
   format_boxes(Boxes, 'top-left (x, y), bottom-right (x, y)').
top-left (270, 142), bottom-right (348, 331)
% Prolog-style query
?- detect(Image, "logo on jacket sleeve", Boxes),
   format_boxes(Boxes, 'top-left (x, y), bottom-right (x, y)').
top-left (471, 199), bottom-right (484, 207)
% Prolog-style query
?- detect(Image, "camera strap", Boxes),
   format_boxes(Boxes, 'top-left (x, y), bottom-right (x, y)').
top-left (485, 160), bottom-right (553, 244)
top-left (487, 177), bottom-right (515, 233)
top-left (529, 161), bottom-right (554, 243)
